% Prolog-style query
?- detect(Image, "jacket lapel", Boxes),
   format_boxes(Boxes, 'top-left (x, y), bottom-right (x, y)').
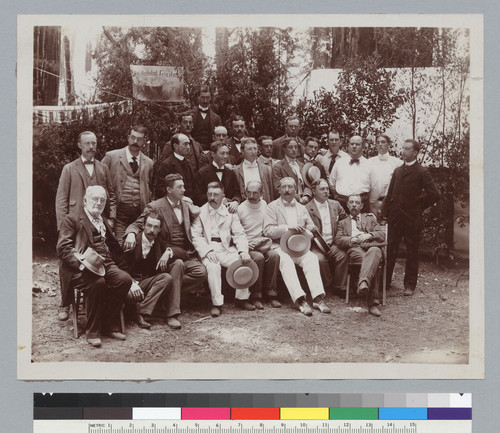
top-left (74, 158), bottom-right (89, 187)
top-left (79, 214), bottom-right (94, 245)
top-left (199, 205), bottom-right (212, 242)
top-left (282, 159), bottom-right (296, 180)
top-left (181, 200), bottom-right (191, 240)
top-left (309, 201), bottom-right (322, 231)
top-left (134, 232), bottom-right (144, 262)
top-left (119, 148), bottom-right (131, 174)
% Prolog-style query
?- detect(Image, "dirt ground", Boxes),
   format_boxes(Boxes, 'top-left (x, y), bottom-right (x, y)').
top-left (31, 254), bottom-right (469, 364)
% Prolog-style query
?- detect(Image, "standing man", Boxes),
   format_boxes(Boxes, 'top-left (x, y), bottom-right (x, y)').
top-left (330, 135), bottom-right (375, 212)
top-left (226, 114), bottom-right (246, 166)
top-left (124, 174), bottom-right (207, 302)
top-left (272, 138), bottom-right (311, 204)
top-left (234, 137), bottom-right (274, 204)
top-left (57, 186), bottom-right (133, 347)
top-left (195, 141), bottom-right (242, 209)
top-left (191, 181), bottom-right (256, 317)
top-left (257, 135), bottom-right (279, 168)
top-left (237, 181), bottom-right (281, 309)
top-left (191, 85), bottom-right (222, 151)
top-left (316, 129), bottom-right (349, 198)
top-left (102, 125), bottom-right (153, 242)
top-left (368, 134), bottom-right (403, 218)
top-left (336, 194), bottom-right (386, 317)
top-left (264, 177), bottom-right (330, 316)
top-left (381, 139), bottom-right (439, 296)
top-left (306, 178), bottom-right (348, 295)
top-left (153, 133), bottom-right (196, 200)
top-left (272, 116), bottom-right (305, 160)
top-left (299, 136), bottom-right (328, 179)
top-left (119, 211), bottom-right (184, 330)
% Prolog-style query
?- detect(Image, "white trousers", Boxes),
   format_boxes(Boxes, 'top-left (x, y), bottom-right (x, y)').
top-left (274, 248), bottom-right (325, 303)
top-left (202, 241), bottom-right (250, 306)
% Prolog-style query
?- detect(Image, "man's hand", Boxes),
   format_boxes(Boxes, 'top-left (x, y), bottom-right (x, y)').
top-left (108, 218), bottom-right (115, 229)
top-left (123, 233), bottom-right (136, 251)
top-left (318, 148), bottom-right (327, 156)
top-left (248, 239), bottom-right (258, 249)
top-left (288, 224), bottom-right (305, 233)
top-left (206, 251), bottom-right (218, 263)
top-left (128, 281), bottom-right (144, 302)
top-left (350, 236), bottom-right (361, 246)
top-left (304, 229), bottom-right (314, 239)
top-left (181, 196), bottom-right (193, 205)
top-left (358, 233), bottom-right (372, 242)
top-left (156, 250), bottom-right (172, 272)
top-left (227, 201), bottom-right (239, 214)
top-left (299, 196), bottom-right (309, 205)
top-left (239, 251), bottom-right (251, 263)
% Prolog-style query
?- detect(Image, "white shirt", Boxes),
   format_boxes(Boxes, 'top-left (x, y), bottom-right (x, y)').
top-left (281, 198), bottom-right (298, 226)
top-left (126, 146), bottom-right (139, 166)
top-left (167, 197), bottom-right (183, 224)
top-left (368, 153), bottom-right (403, 202)
top-left (85, 208), bottom-right (106, 237)
top-left (285, 156), bottom-right (304, 194)
top-left (350, 215), bottom-right (363, 238)
top-left (198, 105), bottom-right (208, 119)
top-left (330, 155), bottom-right (373, 197)
top-left (212, 161), bottom-right (224, 181)
top-left (317, 149), bottom-right (349, 175)
top-left (141, 236), bottom-right (154, 259)
top-left (314, 199), bottom-right (333, 244)
top-left (209, 205), bottom-right (227, 238)
top-left (81, 156), bottom-right (95, 176)
top-left (242, 159), bottom-right (261, 185)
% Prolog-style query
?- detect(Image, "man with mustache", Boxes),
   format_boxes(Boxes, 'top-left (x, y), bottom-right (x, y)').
top-left (55, 130), bottom-right (116, 321)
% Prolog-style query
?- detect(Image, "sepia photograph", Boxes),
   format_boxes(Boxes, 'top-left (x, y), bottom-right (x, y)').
top-left (17, 14), bottom-right (483, 379)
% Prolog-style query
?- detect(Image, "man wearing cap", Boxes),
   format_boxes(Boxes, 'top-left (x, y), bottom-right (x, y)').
top-left (124, 174), bottom-right (207, 303)
top-left (237, 181), bottom-right (282, 309)
top-left (195, 141), bottom-right (242, 210)
top-left (257, 135), bottom-right (279, 168)
top-left (234, 137), bottom-right (274, 204)
top-left (119, 210), bottom-right (184, 330)
top-left (57, 185), bottom-right (134, 347)
top-left (55, 130), bottom-right (116, 321)
top-left (226, 115), bottom-right (246, 166)
top-left (153, 133), bottom-right (196, 200)
top-left (272, 138), bottom-right (312, 205)
top-left (192, 181), bottom-right (257, 317)
top-left (102, 125), bottom-right (153, 242)
top-left (306, 178), bottom-right (348, 295)
top-left (263, 177), bottom-right (330, 316)
top-left (336, 194), bottom-right (386, 317)
top-left (272, 116), bottom-right (305, 160)
top-left (316, 129), bottom-right (349, 198)
top-left (191, 85), bottom-right (222, 152)
top-left (330, 135), bottom-right (376, 213)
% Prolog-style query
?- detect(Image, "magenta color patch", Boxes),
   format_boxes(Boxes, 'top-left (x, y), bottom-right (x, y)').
top-left (181, 407), bottom-right (231, 420)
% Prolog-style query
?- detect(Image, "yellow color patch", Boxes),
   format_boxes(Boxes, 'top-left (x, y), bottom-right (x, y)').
top-left (280, 408), bottom-right (329, 420)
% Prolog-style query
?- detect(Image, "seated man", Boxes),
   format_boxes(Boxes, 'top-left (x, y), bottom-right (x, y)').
top-left (336, 194), bottom-right (386, 317)
top-left (191, 181), bottom-right (256, 317)
top-left (124, 174), bottom-right (207, 301)
top-left (57, 185), bottom-right (133, 347)
top-left (306, 178), bottom-right (348, 295)
top-left (237, 180), bottom-right (281, 309)
top-left (119, 211), bottom-right (184, 330)
top-left (263, 177), bottom-right (330, 316)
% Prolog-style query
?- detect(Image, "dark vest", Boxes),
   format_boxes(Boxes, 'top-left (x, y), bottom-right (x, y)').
top-left (129, 247), bottom-right (157, 279)
top-left (90, 226), bottom-right (112, 262)
top-left (85, 167), bottom-right (99, 186)
top-left (193, 114), bottom-right (211, 148)
top-left (169, 213), bottom-right (190, 250)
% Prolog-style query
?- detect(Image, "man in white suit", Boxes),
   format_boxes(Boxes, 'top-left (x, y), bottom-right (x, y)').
top-left (263, 177), bottom-right (330, 316)
top-left (191, 181), bottom-right (256, 317)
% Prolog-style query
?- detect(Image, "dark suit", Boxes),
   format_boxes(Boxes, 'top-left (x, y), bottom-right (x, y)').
top-left (272, 158), bottom-right (312, 201)
top-left (160, 135), bottom-right (202, 171)
top-left (381, 162), bottom-right (440, 290)
top-left (233, 160), bottom-right (275, 203)
top-left (57, 212), bottom-right (132, 338)
top-left (153, 154), bottom-right (196, 200)
top-left (55, 158), bottom-right (116, 230)
top-left (191, 107), bottom-right (222, 151)
top-left (195, 164), bottom-right (242, 206)
top-left (306, 199), bottom-right (348, 291)
top-left (125, 197), bottom-right (207, 294)
top-left (272, 135), bottom-right (305, 160)
top-left (226, 136), bottom-right (244, 165)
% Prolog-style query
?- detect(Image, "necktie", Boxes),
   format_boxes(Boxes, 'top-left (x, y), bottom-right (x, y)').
top-left (83, 159), bottom-right (94, 165)
top-left (349, 158), bottom-right (360, 165)
top-left (200, 108), bottom-right (208, 113)
top-left (328, 155), bottom-right (336, 172)
top-left (130, 156), bottom-right (138, 173)
top-left (352, 215), bottom-right (361, 230)
top-left (93, 218), bottom-right (106, 237)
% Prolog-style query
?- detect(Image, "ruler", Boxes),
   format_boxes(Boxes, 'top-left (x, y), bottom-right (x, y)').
top-left (33, 419), bottom-right (471, 433)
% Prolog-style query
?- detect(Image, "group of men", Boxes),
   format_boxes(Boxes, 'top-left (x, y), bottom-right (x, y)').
top-left (54, 86), bottom-right (440, 348)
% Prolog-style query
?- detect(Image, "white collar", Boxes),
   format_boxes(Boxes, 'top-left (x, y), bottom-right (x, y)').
top-left (173, 152), bottom-right (185, 161)
top-left (167, 197), bottom-right (181, 208)
top-left (84, 208), bottom-right (102, 223)
top-left (314, 198), bottom-right (328, 209)
top-left (212, 161), bottom-right (225, 170)
top-left (125, 146), bottom-right (139, 162)
top-left (285, 156), bottom-right (297, 165)
top-left (405, 159), bottom-right (417, 166)
top-left (243, 159), bottom-right (258, 167)
top-left (81, 156), bottom-right (95, 164)
top-left (142, 235), bottom-right (154, 247)
top-left (280, 197), bottom-right (297, 206)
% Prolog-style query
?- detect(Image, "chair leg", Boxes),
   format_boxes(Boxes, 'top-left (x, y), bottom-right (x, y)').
top-left (382, 265), bottom-right (387, 306)
top-left (119, 305), bottom-right (126, 334)
top-left (345, 274), bottom-right (350, 304)
top-left (72, 290), bottom-right (80, 339)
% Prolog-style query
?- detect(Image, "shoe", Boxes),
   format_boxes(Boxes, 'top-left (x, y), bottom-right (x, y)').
top-left (166, 317), bottom-right (182, 330)
top-left (313, 300), bottom-right (331, 314)
top-left (252, 300), bottom-right (264, 310)
top-left (269, 299), bottom-right (282, 308)
top-left (136, 313), bottom-right (151, 329)
top-left (235, 300), bottom-right (256, 311)
top-left (58, 306), bottom-right (69, 321)
top-left (108, 331), bottom-right (126, 340)
top-left (403, 288), bottom-right (415, 296)
top-left (87, 337), bottom-right (102, 348)
top-left (298, 300), bottom-right (313, 316)
top-left (357, 281), bottom-right (369, 296)
top-left (211, 306), bottom-right (222, 317)
top-left (369, 305), bottom-right (382, 317)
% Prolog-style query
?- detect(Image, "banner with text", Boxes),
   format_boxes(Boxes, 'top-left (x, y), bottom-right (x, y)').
top-left (130, 65), bottom-right (184, 102)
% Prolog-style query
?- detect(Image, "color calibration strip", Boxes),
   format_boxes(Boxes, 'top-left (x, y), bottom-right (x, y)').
top-left (34, 393), bottom-right (471, 420)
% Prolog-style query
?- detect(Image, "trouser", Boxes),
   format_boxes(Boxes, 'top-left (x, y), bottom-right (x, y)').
top-left (274, 248), bottom-right (325, 303)
top-left (349, 246), bottom-right (383, 306)
top-left (178, 258), bottom-right (208, 294)
top-left (248, 249), bottom-right (280, 300)
top-left (386, 218), bottom-right (421, 290)
top-left (201, 242), bottom-right (251, 306)
top-left (114, 203), bottom-right (141, 243)
top-left (73, 263), bottom-right (132, 339)
top-left (137, 273), bottom-right (172, 316)
top-left (311, 245), bottom-right (348, 291)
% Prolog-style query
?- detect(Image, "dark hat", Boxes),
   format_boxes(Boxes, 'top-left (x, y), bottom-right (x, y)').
top-left (226, 259), bottom-right (259, 290)
top-left (301, 162), bottom-right (322, 188)
top-left (75, 247), bottom-right (105, 276)
top-left (280, 229), bottom-right (311, 257)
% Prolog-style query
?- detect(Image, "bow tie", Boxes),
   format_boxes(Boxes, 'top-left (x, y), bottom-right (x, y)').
top-left (283, 201), bottom-right (296, 207)
top-left (351, 215), bottom-right (360, 221)
top-left (213, 166), bottom-right (224, 173)
top-left (244, 161), bottom-right (258, 168)
top-left (83, 160), bottom-right (94, 165)
top-left (349, 158), bottom-right (360, 165)
top-left (171, 202), bottom-right (181, 209)
top-left (199, 108), bottom-right (209, 113)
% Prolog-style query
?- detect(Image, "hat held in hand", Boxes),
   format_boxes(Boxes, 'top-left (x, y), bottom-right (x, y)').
top-left (280, 229), bottom-right (311, 257)
top-left (301, 162), bottom-right (321, 188)
top-left (75, 247), bottom-right (105, 276)
top-left (226, 259), bottom-right (259, 290)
